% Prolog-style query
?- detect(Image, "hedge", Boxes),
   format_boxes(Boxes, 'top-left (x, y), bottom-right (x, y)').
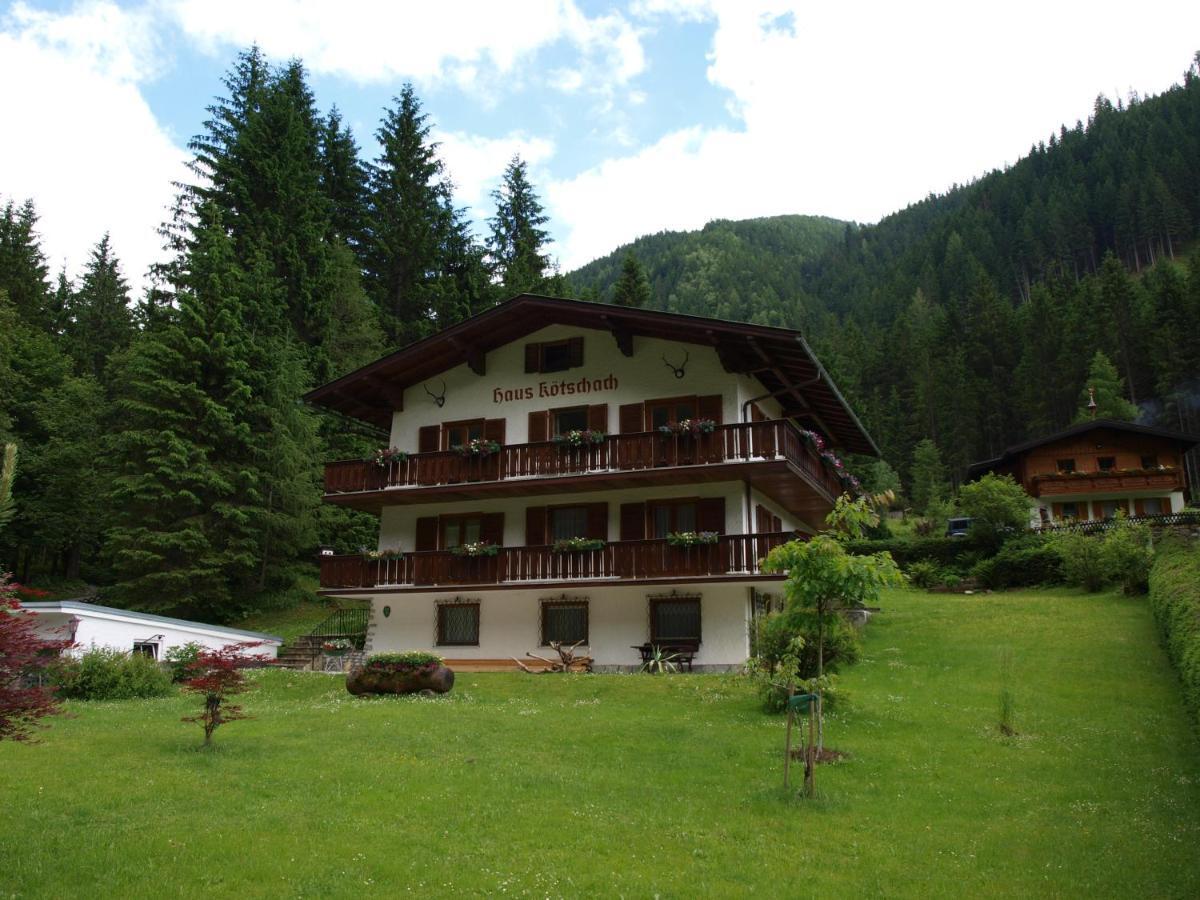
top-left (970, 541), bottom-right (1064, 589)
top-left (1148, 537), bottom-right (1200, 731)
top-left (845, 535), bottom-right (989, 570)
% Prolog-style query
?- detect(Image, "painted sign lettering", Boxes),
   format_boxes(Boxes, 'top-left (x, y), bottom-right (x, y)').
top-left (492, 374), bottom-right (619, 404)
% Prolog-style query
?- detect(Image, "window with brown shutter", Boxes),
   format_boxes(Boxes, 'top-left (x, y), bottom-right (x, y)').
top-left (647, 498), bottom-right (698, 538)
top-left (619, 403), bottom-right (644, 434)
top-left (480, 512), bottom-right (504, 546)
top-left (587, 404), bottom-right (608, 432)
top-left (415, 516), bottom-right (438, 552)
top-left (442, 419), bottom-right (484, 449)
top-left (696, 394), bottom-right (723, 424)
top-left (586, 502), bottom-right (608, 540)
top-left (620, 502), bottom-right (646, 540)
top-left (547, 506), bottom-right (588, 541)
top-left (525, 337), bottom-right (584, 374)
top-left (483, 418), bottom-right (506, 445)
top-left (551, 406), bottom-right (588, 435)
top-left (418, 425), bottom-right (440, 453)
top-left (528, 411), bottom-right (550, 442)
top-left (525, 506), bottom-right (547, 545)
top-left (697, 497), bottom-right (725, 534)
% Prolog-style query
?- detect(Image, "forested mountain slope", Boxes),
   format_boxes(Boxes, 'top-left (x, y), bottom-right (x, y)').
top-left (572, 58), bottom-right (1200, 489)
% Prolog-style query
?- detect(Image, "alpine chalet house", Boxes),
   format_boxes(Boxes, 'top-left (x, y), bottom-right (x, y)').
top-left (967, 419), bottom-right (1198, 527)
top-left (306, 295), bottom-right (876, 671)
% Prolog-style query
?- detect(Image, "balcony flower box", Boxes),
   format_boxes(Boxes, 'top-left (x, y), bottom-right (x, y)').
top-left (657, 418), bottom-right (716, 438)
top-left (666, 531), bottom-right (720, 547)
top-left (551, 537), bottom-right (606, 553)
top-left (796, 428), bottom-right (825, 451)
top-left (451, 541), bottom-right (499, 558)
top-left (364, 447), bottom-right (408, 466)
top-left (454, 438), bottom-right (502, 458)
top-left (360, 546), bottom-right (404, 560)
top-left (553, 429), bottom-right (606, 448)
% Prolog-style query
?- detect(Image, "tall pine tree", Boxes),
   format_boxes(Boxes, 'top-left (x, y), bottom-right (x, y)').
top-left (612, 252), bottom-right (650, 307)
top-left (488, 155), bottom-right (551, 295)
top-left (63, 235), bottom-right (134, 381)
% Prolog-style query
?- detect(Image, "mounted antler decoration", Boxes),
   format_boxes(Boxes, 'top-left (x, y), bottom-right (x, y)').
top-left (663, 349), bottom-right (689, 379)
top-left (423, 380), bottom-right (447, 408)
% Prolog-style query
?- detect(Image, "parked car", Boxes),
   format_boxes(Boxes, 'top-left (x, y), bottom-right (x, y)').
top-left (945, 517), bottom-right (973, 538)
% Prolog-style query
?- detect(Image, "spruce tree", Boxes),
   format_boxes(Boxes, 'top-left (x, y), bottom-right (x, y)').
top-left (364, 84), bottom-right (456, 345)
top-left (488, 155), bottom-right (551, 295)
top-left (1073, 351), bottom-right (1139, 422)
top-left (106, 204), bottom-right (315, 619)
top-left (910, 439), bottom-right (950, 517)
top-left (63, 235), bottom-right (134, 381)
top-left (320, 106), bottom-right (369, 252)
top-left (0, 200), bottom-right (51, 329)
top-left (612, 251), bottom-right (651, 307)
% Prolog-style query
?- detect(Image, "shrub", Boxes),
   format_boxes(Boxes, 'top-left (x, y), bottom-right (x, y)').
top-left (958, 473), bottom-right (1030, 543)
top-left (1, 573), bottom-right (71, 741)
top-left (164, 642), bottom-right (204, 683)
top-left (180, 642), bottom-right (272, 746)
top-left (363, 651), bottom-right (443, 674)
top-left (1102, 517), bottom-right (1153, 595)
top-left (970, 540), bottom-right (1063, 589)
top-left (845, 535), bottom-right (987, 569)
top-left (752, 610), bottom-right (860, 694)
top-left (1053, 532), bottom-right (1109, 592)
top-left (906, 560), bottom-right (941, 589)
top-left (51, 648), bottom-right (173, 701)
top-left (1148, 538), bottom-right (1200, 730)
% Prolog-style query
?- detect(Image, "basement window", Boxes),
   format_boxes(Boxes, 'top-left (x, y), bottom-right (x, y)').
top-left (436, 602), bottom-right (480, 646)
top-left (540, 600), bottom-right (588, 646)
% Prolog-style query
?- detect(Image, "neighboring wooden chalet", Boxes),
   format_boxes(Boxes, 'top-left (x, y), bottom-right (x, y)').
top-left (967, 419), bottom-right (1198, 526)
top-left (305, 294), bottom-right (876, 671)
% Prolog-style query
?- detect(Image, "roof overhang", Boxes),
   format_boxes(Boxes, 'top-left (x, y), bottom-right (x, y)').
top-left (19, 600), bottom-right (284, 644)
top-left (304, 294), bottom-right (879, 455)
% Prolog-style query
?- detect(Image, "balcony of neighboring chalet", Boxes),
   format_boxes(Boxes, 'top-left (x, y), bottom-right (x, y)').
top-left (321, 419), bottom-right (848, 522)
top-left (1029, 465), bottom-right (1185, 497)
top-left (319, 530), bottom-right (795, 593)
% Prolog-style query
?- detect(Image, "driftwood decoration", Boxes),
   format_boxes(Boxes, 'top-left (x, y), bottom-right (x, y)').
top-left (513, 640), bottom-right (593, 674)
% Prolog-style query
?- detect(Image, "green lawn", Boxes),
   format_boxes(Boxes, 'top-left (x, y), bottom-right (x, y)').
top-left (3, 587), bottom-right (1198, 898)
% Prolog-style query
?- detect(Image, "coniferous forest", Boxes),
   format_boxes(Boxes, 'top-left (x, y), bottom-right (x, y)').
top-left (2, 48), bottom-right (1199, 621)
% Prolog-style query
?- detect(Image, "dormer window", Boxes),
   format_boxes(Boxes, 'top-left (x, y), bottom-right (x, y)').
top-left (525, 337), bottom-right (584, 374)
top-left (1056, 459), bottom-right (1075, 474)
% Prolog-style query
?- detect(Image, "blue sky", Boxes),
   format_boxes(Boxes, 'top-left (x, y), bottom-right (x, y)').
top-left (3, 0), bottom-right (1199, 293)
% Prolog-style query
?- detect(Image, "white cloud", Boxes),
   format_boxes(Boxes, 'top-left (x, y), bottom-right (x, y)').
top-left (551, 0), bottom-right (1200, 269)
top-left (434, 129), bottom-right (556, 213)
top-left (164, 0), bottom-right (644, 95)
top-left (0, 1), bottom-right (188, 292)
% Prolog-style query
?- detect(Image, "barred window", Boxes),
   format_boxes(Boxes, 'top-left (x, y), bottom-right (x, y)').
top-left (650, 597), bottom-right (701, 643)
top-left (541, 601), bottom-right (588, 646)
top-left (437, 603), bottom-right (480, 646)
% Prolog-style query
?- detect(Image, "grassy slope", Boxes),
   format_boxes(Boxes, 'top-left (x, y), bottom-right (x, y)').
top-left (2, 588), bottom-right (1198, 898)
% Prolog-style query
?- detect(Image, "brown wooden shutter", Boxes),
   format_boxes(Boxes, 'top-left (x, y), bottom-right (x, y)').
top-left (1134, 499), bottom-right (1145, 516)
top-left (697, 497), bottom-right (725, 534)
top-left (528, 410), bottom-right (549, 442)
top-left (772, 514), bottom-right (782, 532)
top-left (483, 418), bottom-right (506, 445)
top-left (415, 516), bottom-right (438, 552)
top-left (619, 402), bottom-right (644, 434)
top-left (586, 502), bottom-right (608, 540)
top-left (620, 502), bottom-right (646, 540)
top-left (568, 336), bottom-right (584, 367)
top-left (697, 394), bottom-right (723, 424)
top-left (418, 425), bottom-right (440, 453)
top-left (750, 403), bottom-right (767, 422)
top-left (525, 506), bottom-right (547, 546)
top-left (587, 404), bottom-right (608, 432)
top-left (481, 512), bottom-right (505, 546)
top-left (525, 343), bottom-right (541, 373)
top-left (755, 504), bottom-right (770, 533)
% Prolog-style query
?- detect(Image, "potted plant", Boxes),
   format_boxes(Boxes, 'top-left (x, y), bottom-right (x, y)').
top-left (554, 429), bottom-right (606, 448)
top-left (551, 536), bottom-right (606, 552)
top-left (321, 638), bottom-right (353, 657)
top-left (657, 418), bottom-right (716, 438)
top-left (454, 438), bottom-right (501, 458)
top-left (360, 546), bottom-right (403, 560)
top-left (665, 531), bottom-right (720, 547)
top-left (346, 651), bottom-right (454, 695)
top-left (364, 447), bottom-right (408, 466)
top-left (451, 541), bottom-right (499, 558)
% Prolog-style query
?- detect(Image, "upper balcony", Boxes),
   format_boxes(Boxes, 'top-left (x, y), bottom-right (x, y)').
top-left (322, 420), bottom-right (848, 519)
top-left (319, 531), bottom-right (795, 593)
top-left (1030, 466), bottom-right (1184, 497)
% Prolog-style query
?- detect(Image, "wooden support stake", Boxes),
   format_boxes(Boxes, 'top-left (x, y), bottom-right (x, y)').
top-left (783, 683), bottom-right (795, 790)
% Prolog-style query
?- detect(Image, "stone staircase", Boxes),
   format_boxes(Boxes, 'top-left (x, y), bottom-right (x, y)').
top-left (277, 634), bottom-right (323, 670)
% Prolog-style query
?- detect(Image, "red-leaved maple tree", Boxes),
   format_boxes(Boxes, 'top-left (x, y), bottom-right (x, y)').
top-left (180, 642), bottom-right (272, 746)
top-left (0, 573), bottom-right (72, 741)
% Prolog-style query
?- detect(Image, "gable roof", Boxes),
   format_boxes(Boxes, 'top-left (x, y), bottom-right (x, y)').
top-left (305, 294), bottom-right (878, 454)
top-left (967, 419), bottom-right (1200, 479)
top-left (19, 600), bottom-right (284, 644)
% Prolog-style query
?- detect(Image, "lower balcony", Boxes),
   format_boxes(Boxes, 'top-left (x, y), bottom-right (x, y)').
top-left (319, 532), bottom-right (797, 592)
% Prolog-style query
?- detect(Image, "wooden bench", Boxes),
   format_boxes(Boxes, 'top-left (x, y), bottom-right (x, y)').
top-left (633, 642), bottom-right (698, 672)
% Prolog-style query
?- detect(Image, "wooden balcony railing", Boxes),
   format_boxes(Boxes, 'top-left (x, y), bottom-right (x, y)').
top-left (1030, 468), bottom-right (1184, 496)
top-left (319, 532), bottom-right (798, 590)
top-left (324, 420), bottom-right (844, 501)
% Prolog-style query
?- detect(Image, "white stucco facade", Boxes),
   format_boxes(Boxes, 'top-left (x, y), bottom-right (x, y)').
top-left (21, 601), bottom-right (282, 660)
top-left (364, 580), bottom-right (776, 671)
